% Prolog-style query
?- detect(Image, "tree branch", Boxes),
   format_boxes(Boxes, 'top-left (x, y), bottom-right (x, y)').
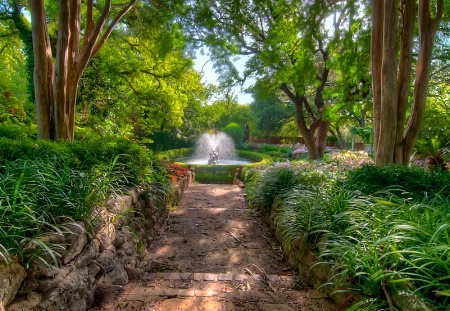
top-left (91, 0), bottom-right (137, 59)
top-left (83, 0), bottom-right (94, 44)
top-left (78, 0), bottom-right (112, 71)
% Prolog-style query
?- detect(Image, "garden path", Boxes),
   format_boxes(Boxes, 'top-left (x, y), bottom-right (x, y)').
top-left (89, 184), bottom-right (337, 311)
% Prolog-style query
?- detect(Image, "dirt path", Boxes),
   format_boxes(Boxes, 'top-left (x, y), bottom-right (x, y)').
top-left (90, 184), bottom-right (337, 311)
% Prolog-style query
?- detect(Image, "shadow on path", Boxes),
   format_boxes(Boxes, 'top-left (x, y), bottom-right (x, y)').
top-left (89, 184), bottom-right (337, 311)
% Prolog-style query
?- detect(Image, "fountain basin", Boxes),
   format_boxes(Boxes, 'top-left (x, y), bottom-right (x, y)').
top-left (176, 157), bottom-right (253, 165)
top-left (158, 147), bottom-right (273, 184)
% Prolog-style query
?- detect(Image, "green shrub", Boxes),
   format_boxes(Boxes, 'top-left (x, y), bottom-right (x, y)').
top-left (246, 165), bottom-right (327, 212)
top-left (157, 148), bottom-right (193, 161)
top-left (0, 124), bottom-right (34, 140)
top-left (276, 187), bottom-right (353, 252)
top-left (320, 192), bottom-right (450, 310)
top-left (340, 164), bottom-right (450, 201)
top-left (0, 158), bottom-right (126, 266)
top-left (236, 150), bottom-right (273, 166)
top-left (69, 135), bottom-right (154, 185)
top-left (146, 130), bottom-right (194, 151)
top-left (0, 135), bottom-right (175, 266)
top-left (259, 144), bottom-right (280, 152)
top-left (222, 122), bottom-right (245, 148)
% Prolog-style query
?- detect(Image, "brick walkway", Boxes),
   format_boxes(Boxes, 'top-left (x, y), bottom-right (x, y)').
top-left (90, 184), bottom-right (337, 311)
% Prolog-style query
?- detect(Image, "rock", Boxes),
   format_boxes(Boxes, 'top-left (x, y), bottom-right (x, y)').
top-left (37, 279), bottom-right (58, 293)
top-left (17, 278), bottom-right (39, 296)
top-left (62, 223), bottom-right (88, 265)
top-left (127, 187), bottom-right (139, 203)
top-left (6, 292), bottom-right (41, 311)
top-left (75, 239), bottom-right (100, 269)
top-left (0, 260), bottom-right (27, 307)
top-left (108, 196), bottom-right (133, 214)
top-left (38, 267), bottom-right (89, 311)
top-left (87, 263), bottom-right (101, 284)
top-left (113, 233), bottom-right (125, 248)
top-left (393, 293), bottom-right (434, 311)
top-left (96, 246), bottom-right (116, 273)
top-left (103, 260), bottom-right (128, 286)
top-left (98, 223), bottom-right (116, 250)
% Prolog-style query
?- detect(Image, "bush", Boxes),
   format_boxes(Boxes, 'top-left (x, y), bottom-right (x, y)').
top-left (145, 130), bottom-right (194, 151)
top-left (0, 158), bottom-right (124, 266)
top-left (321, 192), bottom-right (450, 309)
top-left (0, 124), bottom-right (35, 140)
top-left (222, 122), bottom-right (244, 148)
top-left (246, 165), bottom-right (327, 212)
top-left (340, 164), bottom-right (450, 201)
top-left (0, 135), bottom-right (175, 266)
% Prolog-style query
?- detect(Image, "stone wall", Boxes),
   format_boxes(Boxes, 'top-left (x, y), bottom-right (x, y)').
top-left (2, 173), bottom-right (193, 311)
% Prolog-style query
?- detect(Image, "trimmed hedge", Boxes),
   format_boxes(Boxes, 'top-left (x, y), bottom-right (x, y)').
top-left (159, 148), bottom-right (273, 184)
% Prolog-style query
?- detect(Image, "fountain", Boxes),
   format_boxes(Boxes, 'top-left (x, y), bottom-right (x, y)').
top-left (178, 132), bottom-right (252, 165)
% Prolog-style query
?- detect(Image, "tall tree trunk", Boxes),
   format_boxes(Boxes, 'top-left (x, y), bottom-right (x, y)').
top-left (394, 0), bottom-right (416, 164)
top-left (371, 0), bottom-right (443, 165)
top-left (29, 0), bottom-right (54, 140)
top-left (54, 0), bottom-right (70, 141)
top-left (371, 0), bottom-right (383, 158)
top-left (402, 0), bottom-right (443, 162)
top-left (29, 0), bottom-right (137, 141)
top-left (316, 121), bottom-right (329, 157)
top-left (280, 84), bottom-right (320, 160)
top-left (375, 0), bottom-right (399, 166)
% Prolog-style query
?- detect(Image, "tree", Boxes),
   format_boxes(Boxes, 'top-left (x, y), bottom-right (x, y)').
top-left (186, 0), bottom-right (370, 159)
top-left (29, 0), bottom-right (137, 141)
top-left (0, 1), bottom-right (34, 125)
top-left (371, 0), bottom-right (444, 165)
top-left (98, 29), bottom-right (204, 137)
top-left (249, 79), bottom-right (294, 138)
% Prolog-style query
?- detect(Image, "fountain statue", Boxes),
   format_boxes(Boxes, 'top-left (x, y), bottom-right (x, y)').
top-left (208, 150), bottom-right (219, 165)
top-left (176, 131), bottom-right (251, 165)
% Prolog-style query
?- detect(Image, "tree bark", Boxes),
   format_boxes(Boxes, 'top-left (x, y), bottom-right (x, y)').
top-left (29, 0), bottom-right (54, 140)
top-left (280, 84), bottom-right (320, 160)
top-left (53, 0), bottom-right (71, 141)
top-left (29, 0), bottom-right (137, 141)
top-left (371, 0), bottom-right (443, 165)
top-left (394, 0), bottom-right (416, 164)
top-left (402, 0), bottom-right (443, 162)
top-left (371, 0), bottom-right (383, 158)
top-left (375, 0), bottom-right (399, 166)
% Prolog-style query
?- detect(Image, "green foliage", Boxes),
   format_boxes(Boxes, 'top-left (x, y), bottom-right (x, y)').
top-left (320, 192), bottom-right (450, 309)
top-left (10, 3), bottom-right (34, 103)
top-left (339, 164), bottom-right (450, 201)
top-left (276, 187), bottom-right (352, 252)
top-left (236, 150), bottom-right (273, 166)
top-left (157, 148), bottom-right (193, 161)
top-left (222, 122), bottom-right (244, 148)
top-left (246, 165), bottom-right (327, 212)
top-left (415, 130), bottom-right (450, 172)
top-left (350, 126), bottom-right (373, 144)
top-left (0, 158), bottom-right (122, 266)
top-left (96, 25), bottom-right (205, 138)
top-left (245, 160), bottom-right (450, 309)
top-left (193, 165), bottom-right (239, 184)
top-left (146, 131), bottom-right (194, 151)
top-left (0, 123), bottom-right (34, 140)
top-left (0, 134), bottom-right (174, 266)
top-left (244, 144), bottom-right (294, 162)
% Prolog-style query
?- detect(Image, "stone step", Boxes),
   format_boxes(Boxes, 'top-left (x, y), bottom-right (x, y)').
top-left (124, 287), bottom-right (302, 302)
top-left (143, 272), bottom-right (294, 283)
